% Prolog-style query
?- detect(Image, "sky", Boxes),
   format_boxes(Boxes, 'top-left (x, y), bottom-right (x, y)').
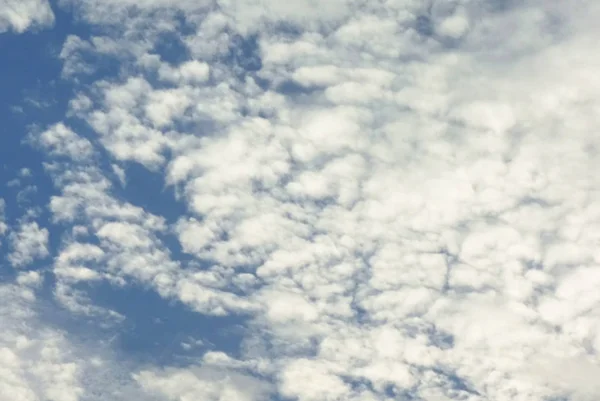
top-left (1, 0), bottom-right (600, 400)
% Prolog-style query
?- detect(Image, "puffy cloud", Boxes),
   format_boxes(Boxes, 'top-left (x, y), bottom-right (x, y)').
top-left (22, 0), bottom-right (600, 400)
top-left (0, 0), bottom-right (54, 33)
top-left (8, 221), bottom-right (49, 268)
top-left (134, 365), bottom-right (271, 401)
top-left (38, 123), bottom-right (94, 162)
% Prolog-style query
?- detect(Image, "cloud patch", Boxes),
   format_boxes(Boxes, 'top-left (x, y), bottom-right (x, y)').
top-left (8, 221), bottom-right (49, 268)
top-left (0, 0), bottom-right (54, 33)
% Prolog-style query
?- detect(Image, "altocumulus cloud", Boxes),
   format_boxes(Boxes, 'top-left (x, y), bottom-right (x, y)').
top-left (2, 0), bottom-right (600, 400)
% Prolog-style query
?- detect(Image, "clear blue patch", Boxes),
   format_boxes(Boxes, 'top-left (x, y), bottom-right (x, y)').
top-left (415, 15), bottom-right (433, 37)
top-left (275, 80), bottom-right (322, 99)
top-left (83, 281), bottom-right (247, 365)
top-left (428, 328), bottom-right (454, 349)
top-left (111, 162), bottom-right (196, 265)
top-left (343, 377), bottom-right (377, 394)
top-left (114, 163), bottom-right (185, 223)
top-left (431, 367), bottom-right (481, 397)
top-left (225, 33), bottom-right (263, 77)
top-left (152, 29), bottom-right (191, 66)
top-left (385, 385), bottom-right (418, 400)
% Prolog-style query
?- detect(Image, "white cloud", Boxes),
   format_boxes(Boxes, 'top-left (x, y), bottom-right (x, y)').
top-left (134, 365), bottom-right (270, 401)
top-left (39, 123), bottom-right (94, 162)
top-left (8, 221), bottom-right (49, 268)
top-left (279, 358), bottom-right (352, 401)
top-left (157, 60), bottom-right (211, 85)
top-left (0, 278), bottom-right (83, 401)
top-left (54, 242), bottom-right (105, 283)
top-left (37, 1), bottom-right (600, 401)
top-left (0, 0), bottom-right (54, 33)
top-left (0, 199), bottom-right (7, 239)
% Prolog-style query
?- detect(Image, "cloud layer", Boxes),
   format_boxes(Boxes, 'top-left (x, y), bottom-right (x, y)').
top-left (4, 0), bottom-right (600, 400)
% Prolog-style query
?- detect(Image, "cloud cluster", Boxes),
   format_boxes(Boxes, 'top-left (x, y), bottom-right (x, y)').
top-left (6, 0), bottom-right (600, 400)
top-left (0, 274), bottom-right (86, 401)
top-left (8, 221), bottom-right (49, 268)
top-left (0, 0), bottom-right (54, 33)
top-left (134, 363), bottom-right (271, 401)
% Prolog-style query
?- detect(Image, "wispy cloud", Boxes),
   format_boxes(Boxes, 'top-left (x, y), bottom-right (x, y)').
top-left (0, 199), bottom-right (7, 240)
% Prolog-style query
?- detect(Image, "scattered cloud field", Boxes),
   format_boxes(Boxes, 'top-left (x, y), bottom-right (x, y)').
top-left (2, 0), bottom-right (600, 400)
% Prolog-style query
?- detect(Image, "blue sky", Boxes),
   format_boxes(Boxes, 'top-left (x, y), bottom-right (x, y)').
top-left (2, 1), bottom-right (600, 401)
top-left (2, 1), bottom-right (244, 366)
